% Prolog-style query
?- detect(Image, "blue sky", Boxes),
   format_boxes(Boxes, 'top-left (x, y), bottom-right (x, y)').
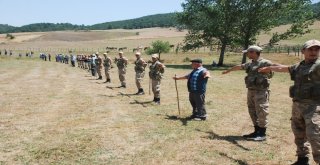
top-left (0, 0), bottom-right (319, 27)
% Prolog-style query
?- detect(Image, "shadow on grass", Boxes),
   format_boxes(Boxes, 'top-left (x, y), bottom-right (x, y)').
top-left (218, 152), bottom-right (248, 165)
top-left (165, 64), bottom-right (234, 71)
top-left (130, 100), bottom-right (154, 108)
top-left (118, 92), bottom-right (137, 98)
top-left (97, 94), bottom-right (117, 98)
top-left (165, 115), bottom-right (191, 126)
top-left (106, 86), bottom-right (122, 90)
top-left (196, 129), bottom-right (250, 151)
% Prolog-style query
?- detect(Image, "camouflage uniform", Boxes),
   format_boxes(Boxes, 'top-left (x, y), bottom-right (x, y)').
top-left (149, 60), bottom-right (164, 102)
top-left (242, 57), bottom-right (273, 139)
top-left (96, 56), bottom-right (103, 79)
top-left (116, 57), bottom-right (127, 87)
top-left (135, 57), bottom-right (147, 93)
top-left (289, 58), bottom-right (320, 163)
top-left (103, 57), bottom-right (112, 82)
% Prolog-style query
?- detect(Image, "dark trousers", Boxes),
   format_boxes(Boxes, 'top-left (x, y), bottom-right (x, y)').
top-left (189, 92), bottom-right (207, 117)
top-left (91, 64), bottom-right (96, 76)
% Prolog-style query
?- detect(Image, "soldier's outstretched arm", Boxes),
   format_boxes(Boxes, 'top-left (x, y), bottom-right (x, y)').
top-left (258, 65), bottom-right (289, 73)
top-left (222, 65), bottom-right (242, 74)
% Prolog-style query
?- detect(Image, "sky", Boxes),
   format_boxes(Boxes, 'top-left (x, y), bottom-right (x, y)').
top-left (0, 0), bottom-right (319, 27)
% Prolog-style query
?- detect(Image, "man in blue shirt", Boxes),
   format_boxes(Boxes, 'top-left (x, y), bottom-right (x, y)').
top-left (173, 59), bottom-right (211, 121)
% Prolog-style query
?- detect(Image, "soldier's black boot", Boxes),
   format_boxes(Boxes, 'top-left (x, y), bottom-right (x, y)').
top-left (243, 126), bottom-right (259, 139)
top-left (136, 88), bottom-right (145, 95)
top-left (291, 157), bottom-right (309, 165)
top-left (98, 76), bottom-right (102, 80)
top-left (107, 79), bottom-right (111, 83)
top-left (252, 127), bottom-right (266, 141)
top-left (154, 98), bottom-right (160, 105)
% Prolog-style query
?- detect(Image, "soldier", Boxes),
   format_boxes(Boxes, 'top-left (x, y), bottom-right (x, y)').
top-left (173, 58), bottom-right (211, 121)
top-left (90, 54), bottom-right (97, 77)
top-left (65, 54), bottom-right (69, 64)
top-left (103, 53), bottom-right (112, 83)
top-left (115, 52), bottom-right (128, 88)
top-left (149, 54), bottom-right (165, 104)
top-left (95, 52), bottom-right (103, 80)
top-left (259, 40), bottom-right (320, 165)
top-left (134, 52), bottom-right (147, 95)
top-left (85, 55), bottom-right (90, 71)
top-left (48, 54), bottom-right (51, 61)
top-left (222, 45), bottom-right (276, 141)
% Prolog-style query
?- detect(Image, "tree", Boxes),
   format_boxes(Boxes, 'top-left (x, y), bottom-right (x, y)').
top-left (177, 0), bottom-right (239, 66)
top-left (145, 40), bottom-right (171, 60)
top-left (177, 0), bottom-right (314, 66)
top-left (6, 33), bottom-right (15, 39)
top-left (235, 0), bottom-right (314, 64)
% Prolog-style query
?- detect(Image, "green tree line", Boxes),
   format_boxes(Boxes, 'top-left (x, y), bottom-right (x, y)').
top-left (0, 13), bottom-right (177, 34)
top-left (0, 2), bottom-right (319, 34)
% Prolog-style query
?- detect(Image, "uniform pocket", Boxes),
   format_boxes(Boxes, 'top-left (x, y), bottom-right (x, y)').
top-left (311, 105), bottom-right (320, 125)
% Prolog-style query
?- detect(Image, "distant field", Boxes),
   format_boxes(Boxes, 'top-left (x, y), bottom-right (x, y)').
top-left (0, 21), bottom-right (318, 55)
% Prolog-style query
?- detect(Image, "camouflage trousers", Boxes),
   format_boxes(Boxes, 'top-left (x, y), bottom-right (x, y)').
top-left (135, 72), bottom-right (145, 89)
top-left (247, 89), bottom-right (270, 128)
top-left (105, 67), bottom-right (111, 80)
top-left (151, 79), bottom-right (161, 99)
top-left (118, 68), bottom-right (126, 86)
top-left (97, 66), bottom-right (102, 77)
top-left (291, 101), bottom-right (320, 163)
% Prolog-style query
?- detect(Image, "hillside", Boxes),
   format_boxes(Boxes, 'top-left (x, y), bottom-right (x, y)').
top-left (1, 1), bottom-right (320, 34)
top-left (90, 13), bottom-right (177, 30)
top-left (0, 13), bottom-right (177, 34)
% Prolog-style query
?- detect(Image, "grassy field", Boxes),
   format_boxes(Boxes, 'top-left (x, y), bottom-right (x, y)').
top-left (0, 52), bottom-right (317, 165)
top-left (0, 23), bottom-right (319, 164)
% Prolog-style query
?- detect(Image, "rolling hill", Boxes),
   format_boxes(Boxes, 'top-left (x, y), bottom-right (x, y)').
top-left (0, 2), bottom-right (319, 34)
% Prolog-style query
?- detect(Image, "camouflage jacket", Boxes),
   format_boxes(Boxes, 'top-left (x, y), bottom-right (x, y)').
top-left (149, 61), bottom-right (165, 80)
top-left (116, 57), bottom-right (127, 69)
top-left (104, 57), bottom-right (112, 68)
top-left (134, 58), bottom-right (147, 73)
top-left (289, 58), bottom-right (320, 102)
top-left (242, 58), bottom-right (273, 90)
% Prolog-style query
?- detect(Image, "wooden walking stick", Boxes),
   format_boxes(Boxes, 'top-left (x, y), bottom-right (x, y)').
top-left (149, 78), bottom-right (151, 95)
top-left (174, 74), bottom-right (181, 116)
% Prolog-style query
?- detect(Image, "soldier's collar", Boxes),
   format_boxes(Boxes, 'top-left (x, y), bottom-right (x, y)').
top-left (252, 57), bottom-right (263, 62)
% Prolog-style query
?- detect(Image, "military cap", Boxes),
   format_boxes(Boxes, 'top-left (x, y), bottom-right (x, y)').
top-left (96, 52), bottom-right (99, 55)
top-left (135, 52), bottom-right (141, 56)
top-left (151, 54), bottom-right (159, 59)
top-left (242, 45), bottom-right (263, 53)
top-left (103, 53), bottom-right (107, 55)
top-left (303, 39), bottom-right (320, 49)
top-left (119, 51), bottom-right (124, 54)
top-left (190, 58), bottom-right (202, 63)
